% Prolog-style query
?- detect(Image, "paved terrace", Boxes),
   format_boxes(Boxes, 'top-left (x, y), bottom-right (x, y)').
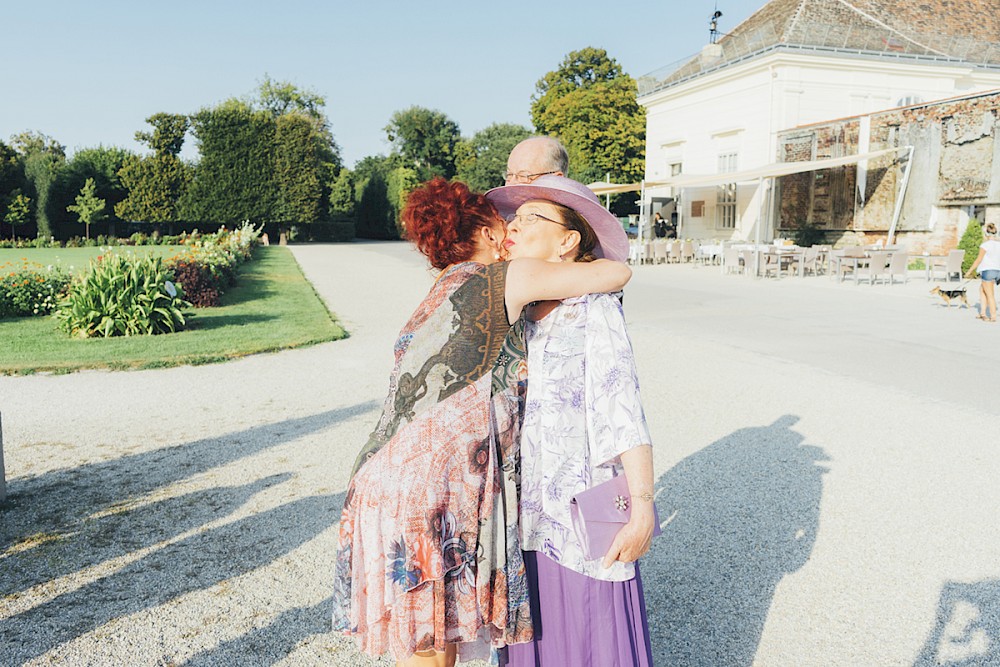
top-left (1, 242), bottom-right (997, 666)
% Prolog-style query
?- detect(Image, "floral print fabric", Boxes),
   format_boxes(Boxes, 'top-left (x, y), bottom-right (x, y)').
top-left (332, 261), bottom-right (533, 661)
top-left (519, 292), bottom-right (652, 582)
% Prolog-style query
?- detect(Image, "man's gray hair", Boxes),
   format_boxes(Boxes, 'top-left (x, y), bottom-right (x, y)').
top-left (535, 136), bottom-right (570, 175)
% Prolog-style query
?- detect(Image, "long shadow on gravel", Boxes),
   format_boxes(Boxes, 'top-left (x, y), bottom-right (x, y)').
top-left (1, 401), bottom-right (376, 543)
top-left (1, 491), bottom-right (346, 665)
top-left (1, 473), bottom-right (291, 599)
top-left (0, 403), bottom-right (376, 608)
top-left (641, 415), bottom-right (829, 667)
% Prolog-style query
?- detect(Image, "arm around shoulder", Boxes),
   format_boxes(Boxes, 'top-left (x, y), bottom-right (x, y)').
top-left (505, 258), bottom-right (631, 322)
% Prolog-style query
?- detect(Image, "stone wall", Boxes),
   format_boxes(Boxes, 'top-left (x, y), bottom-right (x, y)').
top-left (776, 90), bottom-right (1000, 252)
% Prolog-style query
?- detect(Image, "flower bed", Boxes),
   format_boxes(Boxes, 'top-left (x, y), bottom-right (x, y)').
top-left (163, 223), bottom-right (261, 307)
top-left (52, 223), bottom-right (262, 337)
top-left (0, 261), bottom-right (72, 319)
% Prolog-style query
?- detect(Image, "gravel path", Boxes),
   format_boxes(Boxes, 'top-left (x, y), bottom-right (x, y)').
top-left (1, 242), bottom-right (998, 666)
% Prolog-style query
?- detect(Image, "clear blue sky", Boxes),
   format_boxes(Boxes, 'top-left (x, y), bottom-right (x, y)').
top-left (0, 0), bottom-right (764, 167)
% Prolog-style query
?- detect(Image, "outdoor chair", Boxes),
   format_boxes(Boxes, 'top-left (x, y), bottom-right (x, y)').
top-left (653, 240), bottom-right (668, 264)
top-left (886, 251), bottom-right (909, 284)
top-left (668, 241), bottom-right (681, 264)
top-left (644, 241), bottom-right (654, 264)
top-left (834, 246), bottom-right (866, 280)
top-left (856, 252), bottom-right (889, 285)
top-left (943, 249), bottom-right (964, 282)
top-left (812, 245), bottom-right (831, 275)
top-left (681, 240), bottom-right (695, 263)
top-left (723, 247), bottom-right (743, 274)
top-left (759, 251), bottom-right (780, 278)
top-left (793, 247), bottom-right (820, 276)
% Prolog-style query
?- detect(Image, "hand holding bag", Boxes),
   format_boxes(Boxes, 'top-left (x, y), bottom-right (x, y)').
top-left (570, 474), bottom-right (662, 561)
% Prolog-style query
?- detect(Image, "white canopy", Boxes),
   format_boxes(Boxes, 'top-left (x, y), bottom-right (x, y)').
top-left (586, 146), bottom-right (910, 195)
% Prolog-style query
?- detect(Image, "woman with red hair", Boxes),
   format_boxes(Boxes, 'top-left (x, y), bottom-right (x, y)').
top-left (332, 178), bottom-right (631, 667)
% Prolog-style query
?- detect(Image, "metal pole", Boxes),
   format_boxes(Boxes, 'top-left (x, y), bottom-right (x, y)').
top-left (677, 191), bottom-right (683, 240)
top-left (753, 176), bottom-right (766, 277)
top-left (639, 181), bottom-right (646, 247)
top-left (887, 146), bottom-right (914, 246)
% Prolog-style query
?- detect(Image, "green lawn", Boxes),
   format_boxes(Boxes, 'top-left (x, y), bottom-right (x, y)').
top-left (0, 246), bottom-right (182, 275)
top-left (0, 246), bottom-right (347, 374)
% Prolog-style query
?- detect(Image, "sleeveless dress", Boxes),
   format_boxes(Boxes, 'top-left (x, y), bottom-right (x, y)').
top-left (332, 261), bottom-right (532, 661)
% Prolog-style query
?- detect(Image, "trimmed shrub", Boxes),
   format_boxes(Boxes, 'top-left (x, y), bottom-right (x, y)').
top-left (55, 253), bottom-right (191, 337)
top-left (958, 218), bottom-right (983, 274)
top-left (0, 261), bottom-right (72, 318)
top-left (297, 218), bottom-right (355, 242)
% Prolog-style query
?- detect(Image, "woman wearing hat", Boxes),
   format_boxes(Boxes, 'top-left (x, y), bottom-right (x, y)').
top-left (486, 175), bottom-right (656, 667)
top-left (332, 177), bottom-right (632, 667)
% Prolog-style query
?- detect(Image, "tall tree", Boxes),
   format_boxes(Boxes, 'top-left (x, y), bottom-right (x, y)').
top-left (66, 177), bottom-right (106, 240)
top-left (352, 154), bottom-right (415, 240)
top-left (256, 74), bottom-right (328, 122)
top-left (455, 123), bottom-right (533, 192)
top-left (329, 168), bottom-right (355, 217)
top-left (254, 76), bottom-right (342, 223)
top-left (134, 113), bottom-right (189, 157)
top-left (184, 100), bottom-right (279, 224)
top-left (385, 107), bottom-right (461, 180)
top-left (52, 146), bottom-right (133, 237)
top-left (116, 154), bottom-right (191, 223)
top-left (0, 141), bottom-right (20, 202)
top-left (274, 113), bottom-right (323, 224)
top-left (10, 131), bottom-right (66, 238)
top-left (3, 190), bottom-right (31, 240)
top-left (116, 115), bottom-right (191, 223)
top-left (531, 47), bottom-right (645, 185)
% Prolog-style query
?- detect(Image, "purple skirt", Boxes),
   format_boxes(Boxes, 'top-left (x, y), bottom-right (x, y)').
top-left (503, 551), bottom-right (653, 667)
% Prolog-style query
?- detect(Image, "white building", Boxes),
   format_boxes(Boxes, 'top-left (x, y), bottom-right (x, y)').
top-left (637, 0), bottom-right (1000, 242)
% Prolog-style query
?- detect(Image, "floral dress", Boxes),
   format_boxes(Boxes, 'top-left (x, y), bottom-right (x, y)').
top-left (332, 261), bottom-right (532, 661)
top-left (519, 292), bottom-right (652, 582)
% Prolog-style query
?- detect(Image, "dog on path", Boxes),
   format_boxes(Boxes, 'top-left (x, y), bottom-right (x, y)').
top-left (930, 285), bottom-right (969, 308)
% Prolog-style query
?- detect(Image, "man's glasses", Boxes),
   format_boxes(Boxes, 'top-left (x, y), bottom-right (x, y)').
top-left (504, 170), bottom-right (558, 185)
top-left (505, 212), bottom-right (567, 228)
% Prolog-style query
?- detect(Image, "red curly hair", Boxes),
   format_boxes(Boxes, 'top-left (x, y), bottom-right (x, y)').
top-left (402, 178), bottom-right (501, 270)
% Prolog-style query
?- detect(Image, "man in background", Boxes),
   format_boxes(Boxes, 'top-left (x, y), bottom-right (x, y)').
top-left (505, 136), bottom-right (569, 185)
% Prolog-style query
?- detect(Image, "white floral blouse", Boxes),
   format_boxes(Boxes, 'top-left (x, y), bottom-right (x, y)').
top-left (519, 292), bottom-right (652, 582)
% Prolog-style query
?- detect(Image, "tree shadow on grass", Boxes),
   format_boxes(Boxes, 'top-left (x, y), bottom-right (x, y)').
top-left (913, 579), bottom-right (1000, 666)
top-left (642, 415), bottom-right (830, 667)
top-left (218, 277), bottom-right (277, 308)
top-left (187, 312), bottom-right (278, 331)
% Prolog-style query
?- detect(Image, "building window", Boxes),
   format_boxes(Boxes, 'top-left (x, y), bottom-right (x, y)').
top-left (670, 162), bottom-right (682, 177)
top-left (717, 152), bottom-right (737, 229)
top-left (896, 94), bottom-right (923, 107)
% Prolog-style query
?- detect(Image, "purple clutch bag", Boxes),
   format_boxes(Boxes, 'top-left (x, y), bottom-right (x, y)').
top-left (570, 475), bottom-right (662, 561)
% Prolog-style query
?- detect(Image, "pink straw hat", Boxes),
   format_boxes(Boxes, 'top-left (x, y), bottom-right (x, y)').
top-left (485, 175), bottom-right (629, 263)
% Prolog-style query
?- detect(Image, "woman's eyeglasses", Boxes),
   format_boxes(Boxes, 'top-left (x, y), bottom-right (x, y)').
top-left (505, 212), bottom-right (567, 228)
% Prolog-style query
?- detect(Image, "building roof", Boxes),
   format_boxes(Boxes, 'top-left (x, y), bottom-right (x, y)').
top-left (639, 0), bottom-right (1000, 97)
